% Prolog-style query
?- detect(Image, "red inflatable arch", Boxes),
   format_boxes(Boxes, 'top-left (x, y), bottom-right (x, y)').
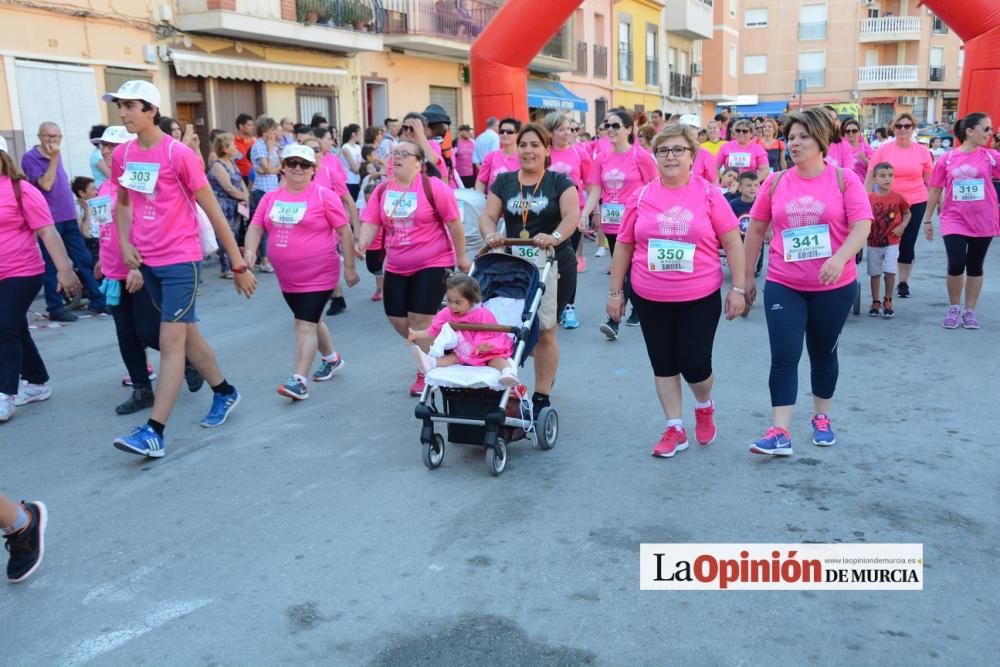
top-left (471, 0), bottom-right (1000, 130)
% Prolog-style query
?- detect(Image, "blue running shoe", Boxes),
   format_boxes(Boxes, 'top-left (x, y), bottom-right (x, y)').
top-left (561, 304), bottom-right (579, 329)
top-left (749, 427), bottom-right (793, 456)
top-left (811, 413), bottom-right (836, 446)
top-left (201, 389), bottom-right (241, 428)
top-left (113, 424), bottom-right (165, 458)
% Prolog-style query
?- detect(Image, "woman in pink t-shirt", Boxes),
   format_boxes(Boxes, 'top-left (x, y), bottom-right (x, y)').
top-left (866, 112), bottom-right (933, 298)
top-left (0, 140), bottom-right (81, 421)
top-left (455, 125), bottom-right (476, 189)
top-left (924, 113), bottom-right (1000, 329)
top-left (245, 144), bottom-right (360, 401)
top-left (357, 139), bottom-right (467, 396)
top-left (743, 108), bottom-right (873, 457)
top-left (715, 118), bottom-right (770, 181)
top-left (839, 118), bottom-right (873, 184)
top-left (314, 128), bottom-right (360, 316)
top-left (475, 117), bottom-right (521, 194)
top-left (607, 125), bottom-right (746, 459)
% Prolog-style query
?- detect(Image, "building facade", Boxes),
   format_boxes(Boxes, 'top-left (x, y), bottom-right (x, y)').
top-left (612, 0), bottom-right (665, 114)
top-left (557, 0), bottom-right (615, 132)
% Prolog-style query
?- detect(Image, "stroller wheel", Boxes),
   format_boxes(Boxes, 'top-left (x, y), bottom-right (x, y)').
top-left (422, 434), bottom-right (445, 470)
top-left (535, 407), bottom-right (558, 450)
top-left (485, 438), bottom-right (508, 477)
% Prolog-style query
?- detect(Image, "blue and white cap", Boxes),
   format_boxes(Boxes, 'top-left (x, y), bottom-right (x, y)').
top-left (103, 80), bottom-right (162, 108)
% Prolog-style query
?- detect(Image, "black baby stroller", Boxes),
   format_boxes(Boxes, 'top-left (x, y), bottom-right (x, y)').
top-left (414, 241), bottom-right (559, 476)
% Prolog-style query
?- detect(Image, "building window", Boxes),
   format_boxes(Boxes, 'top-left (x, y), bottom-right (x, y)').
top-left (798, 51), bottom-right (826, 88)
top-left (296, 87), bottom-right (338, 129)
top-left (729, 0), bottom-right (736, 18)
top-left (799, 3), bottom-right (828, 41)
top-left (645, 24), bottom-right (658, 86)
top-left (932, 15), bottom-right (948, 34)
top-left (929, 47), bottom-right (945, 82)
top-left (728, 44), bottom-right (737, 78)
top-left (744, 55), bottom-right (768, 75)
top-left (744, 8), bottom-right (768, 28)
top-left (618, 19), bottom-right (633, 82)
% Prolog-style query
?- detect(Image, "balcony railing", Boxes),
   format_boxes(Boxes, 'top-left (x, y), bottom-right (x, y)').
top-left (669, 72), bottom-right (693, 98)
top-left (576, 41), bottom-right (588, 75)
top-left (296, 0), bottom-right (383, 32)
top-left (861, 15), bottom-right (921, 38)
top-left (858, 65), bottom-right (919, 85)
top-left (541, 23), bottom-right (571, 60)
top-left (799, 21), bottom-right (827, 40)
top-left (929, 65), bottom-right (946, 82)
top-left (619, 49), bottom-right (633, 81)
top-left (798, 68), bottom-right (825, 88)
top-left (594, 44), bottom-right (609, 78)
top-left (380, 0), bottom-right (501, 42)
top-left (646, 58), bottom-right (659, 86)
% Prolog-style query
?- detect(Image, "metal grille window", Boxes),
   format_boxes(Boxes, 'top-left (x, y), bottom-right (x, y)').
top-left (618, 20), bottom-right (633, 81)
top-left (645, 25), bottom-right (658, 86)
top-left (297, 88), bottom-right (338, 128)
top-left (745, 8), bottom-right (768, 28)
top-left (429, 86), bottom-right (459, 125)
top-left (799, 3), bottom-right (828, 40)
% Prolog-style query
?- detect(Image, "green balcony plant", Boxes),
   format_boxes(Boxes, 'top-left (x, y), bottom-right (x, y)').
top-left (297, 0), bottom-right (325, 24)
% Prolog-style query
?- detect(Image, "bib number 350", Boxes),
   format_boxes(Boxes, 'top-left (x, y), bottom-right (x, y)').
top-left (648, 239), bottom-right (695, 273)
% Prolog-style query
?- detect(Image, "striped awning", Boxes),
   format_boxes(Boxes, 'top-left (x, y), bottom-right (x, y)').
top-left (170, 50), bottom-right (347, 86)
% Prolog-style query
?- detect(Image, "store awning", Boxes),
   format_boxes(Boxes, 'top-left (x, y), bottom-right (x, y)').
top-left (170, 50), bottom-right (347, 86)
top-left (527, 79), bottom-right (588, 112)
top-left (862, 97), bottom-right (898, 105)
top-left (716, 100), bottom-right (788, 117)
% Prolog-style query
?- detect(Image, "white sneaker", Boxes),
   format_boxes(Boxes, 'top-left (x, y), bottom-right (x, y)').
top-left (0, 394), bottom-right (14, 422)
top-left (594, 246), bottom-right (608, 258)
top-left (14, 381), bottom-right (52, 407)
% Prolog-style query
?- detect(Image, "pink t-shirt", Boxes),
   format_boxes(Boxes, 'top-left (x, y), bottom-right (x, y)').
top-left (476, 149), bottom-right (520, 191)
top-left (322, 152), bottom-right (348, 184)
top-left (96, 179), bottom-right (130, 281)
top-left (111, 136), bottom-right (207, 267)
top-left (428, 140), bottom-right (451, 186)
top-left (929, 148), bottom-right (1000, 238)
top-left (716, 140), bottom-right (769, 174)
top-left (549, 145), bottom-right (592, 208)
top-left (0, 177), bottom-right (52, 281)
top-left (693, 148), bottom-right (719, 184)
top-left (455, 138), bottom-right (475, 178)
top-left (360, 176), bottom-right (459, 276)
top-left (586, 145), bottom-right (658, 235)
top-left (618, 176), bottom-right (738, 302)
top-left (250, 182), bottom-right (349, 293)
top-left (426, 304), bottom-right (514, 366)
top-left (824, 140), bottom-right (854, 171)
top-left (842, 141), bottom-right (874, 183)
top-left (751, 166), bottom-right (873, 292)
top-left (314, 162), bottom-right (350, 199)
top-left (867, 141), bottom-right (933, 205)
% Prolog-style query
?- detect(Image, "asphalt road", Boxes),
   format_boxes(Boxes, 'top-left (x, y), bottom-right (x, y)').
top-left (1, 233), bottom-right (996, 666)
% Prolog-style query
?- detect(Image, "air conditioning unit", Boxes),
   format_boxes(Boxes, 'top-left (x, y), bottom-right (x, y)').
top-left (898, 96), bottom-right (917, 106)
top-left (691, 63), bottom-right (703, 76)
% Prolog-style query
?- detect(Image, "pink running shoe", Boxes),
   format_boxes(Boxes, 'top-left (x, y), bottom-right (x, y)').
top-left (652, 425), bottom-right (689, 458)
top-left (371, 289), bottom-right (383, 302)
top-left (576, 256), bottom-right (587, 273)
top-left (694, 404), bottom-right (717, 445)
top-left (943, 305), bottom-right (962, 329)
top-left (409, 371), bottom-right (426, 397)
top-left (122, 364), bottom-right (156, 387)
top-left (962, 308), bottom-right (979, 329)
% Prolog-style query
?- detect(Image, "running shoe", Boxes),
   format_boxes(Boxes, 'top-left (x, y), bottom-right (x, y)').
top-left (220, 271), bottom-right (234, 279)
top-left (259, 259), bottom-right (275, 273)
top-left (626, 310), bottom-right (640, 327)
top-left (561, 305), bottom-right (579, 329)
top-left (600, 318), bottom-right (619, 340)
top-left (278, 376), bottom-right (309, 401)
top-left (595, 246), bottom-right (608, 258)
top-left (122, 364), bottom-right (157, 387)
top-left (868, 301), bottom-right (881, 317)
top-left (882, 297), bottom-right (894, 319)
top-left (46, 309), bottom-right (78, 323)
top-left (201, 388), bottom-right (241, 428)
top-left (371, 289), bottom-right (383, 302)
top-left (962, 308), bottom-right (980, 329)
top-left (694, 404), bottom-right (717, 445)
top-left (811, 413), bottom-right (836, 446)
top-left (750, 427), bottom-right (793, 456)
top-left (185, 361), bottom-right (205, 393)
top-left (652, 425), bottom-right (689, 458)
top-left (113, 424), bottom-right (165, 458)
top-left (0, 394), bottom-right (14, 422)
top-left (313, 354), bottom-right (345, 381)
top-left (409, 371), bottom-right (426, 397)
top-left (897, 281), bottom-right (910, 298)
top-left (583, 229), bottom-right (596, 241)
top-left (4, 501), bottom-right (47, 583)
top-left (943, 305), bottom-right (962, 329)
top-left (115, 386), bottom-right (154, 415)
top-left (14, 380), bottom-right (51, 407)
top-left (326, 296), bottom-right (347, 316)
top-left (576, 256), bottom-right (587, 273)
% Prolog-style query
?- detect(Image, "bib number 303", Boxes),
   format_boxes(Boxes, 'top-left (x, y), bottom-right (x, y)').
top-left (120, 162), bottom-right (160, 194)
top-left (782, 224), bottom-right (832, 262)
top-left (648, 239), bottom-right (695, 273)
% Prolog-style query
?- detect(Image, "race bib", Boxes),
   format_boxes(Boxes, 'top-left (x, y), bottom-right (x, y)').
top-left (87, 195), bottom-right (112, 237)
top-left (728, 152), bottom-right (752, 169)
top-left (953, 179), bottom-right (985, 202)
top-left (120, 162), bottom-right (159, 194)
top-left (601, 203), bottom-right (625, 226)
top-left (513, 244), bottom-right (546, 268)
top-left (782, 224), bottom-right (832, 262)
top-left (384, 191), bottom-right (418, 219)
top-left (648, 239), bottom-right (696, 273)
top-left (270, 201), bottom-right (307, 225)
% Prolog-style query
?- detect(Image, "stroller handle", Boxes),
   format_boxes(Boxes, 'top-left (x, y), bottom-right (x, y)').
top-left (476, 238), bottom-right (557, 258)
top-left (449, 322), bottom-right (521, 334)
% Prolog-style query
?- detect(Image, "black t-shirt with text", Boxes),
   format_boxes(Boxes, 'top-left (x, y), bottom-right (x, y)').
top-left (491, 170), bottom-right (575, 242)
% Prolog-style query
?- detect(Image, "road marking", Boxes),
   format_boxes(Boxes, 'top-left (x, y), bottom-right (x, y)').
top-left (82, 557), bottom-right (168, 605)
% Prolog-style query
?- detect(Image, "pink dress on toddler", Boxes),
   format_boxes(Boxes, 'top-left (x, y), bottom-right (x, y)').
top-left (427, 304), bottom-right (514, 366)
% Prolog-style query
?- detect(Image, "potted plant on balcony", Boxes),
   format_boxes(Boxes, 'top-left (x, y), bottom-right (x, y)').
top-left (341, 0), bottom-right (374, 31)
top-left (297, 0), bottom-right (325, 24)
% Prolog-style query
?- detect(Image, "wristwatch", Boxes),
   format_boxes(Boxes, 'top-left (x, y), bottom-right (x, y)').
top-left (552, 231), bottom-right (563, 240)
top-left (232, 264), bottom-right (249, 274)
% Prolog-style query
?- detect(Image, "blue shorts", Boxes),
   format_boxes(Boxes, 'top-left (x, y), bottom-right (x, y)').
top-left (141, 262), bottom-right (200, 323)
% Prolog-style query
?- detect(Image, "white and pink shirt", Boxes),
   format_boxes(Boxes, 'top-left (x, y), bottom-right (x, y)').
top-left (930, 147), bottom-right (1000, 238)
top-left (110, 136), bottom-right (207, 268)
top-left (250, 182), bottom-right (349, 293)
top-left (476, 149), bottom-right (520, 191)
top-left (586, 145), bottom-right (657, 235)
top-left (0, 177), bottom-right (52, 281)
top-left (840, 141), bottom-right (874, 183)
top-left (693, 148), bottom-right (719, 184)
top-left (360, 176), bottom-right (459, 276)
top-left (549, 145), bottom-right (592, 209)
top-left (716, 140), bottom-right (769, 175)
top-left (95, 179), bottom-right (130, 281)
top-left (427, 304), bottom-right (514, 366)
top-left (618, 176), bottom-right (738, 303)
top-left (315, 159), bottom-right (350, 200)
top-left (751, 165), bottom-right (874, 292)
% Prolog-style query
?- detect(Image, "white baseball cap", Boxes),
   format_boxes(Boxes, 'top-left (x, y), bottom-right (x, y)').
top-left (91, 126), bottom-right (135, 146)
top-left (0, 135), bottom-right (8, 154)
top-left (679, 114), bottom-right (701, 129)
top-left (281, 143), bottom-right (316, 165)
top-left (103, 80), bottom-right (162, 108)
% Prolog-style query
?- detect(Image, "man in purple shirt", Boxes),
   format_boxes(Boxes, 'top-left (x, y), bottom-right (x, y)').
top-left (21, 122), bottom-right (106, 321)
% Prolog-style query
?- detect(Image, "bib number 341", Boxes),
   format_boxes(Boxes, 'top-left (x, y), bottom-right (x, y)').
top-left (782, 224), bottom-right (832, 262)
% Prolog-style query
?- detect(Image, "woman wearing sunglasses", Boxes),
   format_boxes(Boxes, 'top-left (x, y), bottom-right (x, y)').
top-left (838, 118), bottom-right (873, 184)
top-left (755, 118), bottom-right (787, 174)
top-left (924, 113), bottom-right (1000, 329)
top-left (581, 108), bottom-right (658, 338)
top-left (475, 117), bottom-right (522, 194)
top-left (866, 112), bottom-right (933, 298)
top-left (716, 118), bottom-right (770, 182)
top-left (244, 144), bottom-right (360, 401)
top-left (608, 125), bottom-right (745, 459)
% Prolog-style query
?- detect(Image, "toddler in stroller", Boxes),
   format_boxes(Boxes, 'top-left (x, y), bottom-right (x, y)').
top-left (407, 273), bottom-right (519, 387)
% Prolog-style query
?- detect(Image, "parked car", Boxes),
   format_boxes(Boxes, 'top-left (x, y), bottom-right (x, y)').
top-left (918, 126), bottom-right (955, 148)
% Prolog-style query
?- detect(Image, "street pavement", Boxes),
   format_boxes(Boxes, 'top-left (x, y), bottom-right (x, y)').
top-left (1, 233), bottom-right (997, 666)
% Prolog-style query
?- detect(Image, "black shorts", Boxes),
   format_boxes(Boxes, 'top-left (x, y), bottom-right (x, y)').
top-left (383, 267), bottom-right (450, 318)
top-left (631, 290), bottom-right (722, 383)
top-left (554, 244), bottom-right (577, 317)
top-left (282, 289), bottom-right (334, 323)
top-left (366, 248), bottom-right (386, 275)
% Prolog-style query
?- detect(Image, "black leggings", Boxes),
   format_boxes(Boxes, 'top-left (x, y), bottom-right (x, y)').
top-left (283, 290), bottom-right (334, 323)
top-left (383, 267), bottom-right (449, 318)
top-left (605, 233), bottom-right (633, 308)
top-left (763, 281), bottom-right (855, 406)
top-left (0, 274), bottom-right (48, 395)
top-left (943, 234), bottom-right (993, 277)
top-left (365, 249), bottom-right (386, 276)
top-left (632, 290), bottom-right (722, 383)
top-left (897, 201), bottom-right (927, 265)
top-left (111, 281), bottom-right (161, 390)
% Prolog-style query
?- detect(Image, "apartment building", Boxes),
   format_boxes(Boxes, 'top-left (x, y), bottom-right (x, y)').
top-left (558, 0), bottom-right (615, 132)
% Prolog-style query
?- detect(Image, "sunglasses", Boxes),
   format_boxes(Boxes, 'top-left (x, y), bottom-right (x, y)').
top-left (602, 122), bottom-right (623, 130)
top-left (499, 128), bottom-right (517, 135)
top-left (654, 146), bottom-right (692, 159)
top-left (570, 127), bottom-right (580, 132)
top-left (844, 128), bottom-right (860, 134)
top-left (895, 123), bottom-right (914, 129)
top-left (733, 128), bottom-right (751, 134)
top-left (402, 125), bottom-right (415, 132)
top-left (283, 159), bottom-right (312, 169)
